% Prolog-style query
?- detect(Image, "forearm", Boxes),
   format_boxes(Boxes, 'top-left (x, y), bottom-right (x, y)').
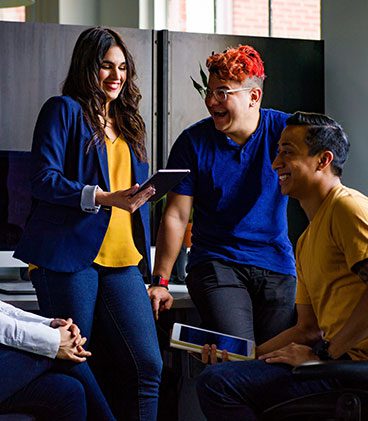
top-left (153, 214), bottom-right (188, 279)
top-left (257, 324), bottom-right (321, 356)
top-left (95, 188), bottom-right (115, 207)
top-left (0, 301), bottom-right (53, 326)
top-left (0, 313), bottom-right (60, 359)
top-left (328, 287), bottom-right (368, 359)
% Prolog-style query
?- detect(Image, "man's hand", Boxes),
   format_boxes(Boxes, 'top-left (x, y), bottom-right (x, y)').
top-left (258, 342), bottom-right (319, 367)
top-left (56, 319), bottom-right (91, 363)
top-left (147, 286), bottom-right (174, 320)
top-left (201, 344), bottom-right (229, 364)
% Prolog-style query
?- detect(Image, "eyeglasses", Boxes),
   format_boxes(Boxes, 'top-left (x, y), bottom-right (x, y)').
top-left (205, 87), bottom-right (252, 103)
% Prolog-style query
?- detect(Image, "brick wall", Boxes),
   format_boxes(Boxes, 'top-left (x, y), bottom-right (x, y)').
top-left (271, 0), bottom-right (320, 39)
top-left (168, 0), bottom-right (187, 31)
top-left (0, 7), bottom-right (25, 22)
top-left (232, 0), bottom-right (269, 37)
top-left (168, 0), bottom-right (320, 40)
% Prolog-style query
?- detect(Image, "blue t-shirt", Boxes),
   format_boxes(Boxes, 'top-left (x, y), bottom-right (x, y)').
top-left (167, 108), bottom-right (296, 276)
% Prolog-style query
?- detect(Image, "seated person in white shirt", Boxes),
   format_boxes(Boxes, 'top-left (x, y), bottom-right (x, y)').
top-left (0, 300), bottom-right (115, 420)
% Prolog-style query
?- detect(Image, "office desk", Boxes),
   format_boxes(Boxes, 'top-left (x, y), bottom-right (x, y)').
top-left (0, 282), bottom-right (193, 311)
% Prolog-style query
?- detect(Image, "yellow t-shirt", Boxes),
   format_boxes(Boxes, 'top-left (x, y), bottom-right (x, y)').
top-left (94, 136), bottom-right (142, 267)
top-left (296, 184), bottom-right (368, 360)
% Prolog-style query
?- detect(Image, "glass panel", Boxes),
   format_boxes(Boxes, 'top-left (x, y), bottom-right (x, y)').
top-left (167, 0), bottom-right (187, 31)
top-left (271, 0), bottom-right (321, 40)
top-left (231, 0), bottom-right (269, 37)
top-left (167, 0), bottom-right (215, 33)
top-left (166, 0), bottom-right (320, 40)
top-left (0, 6), bottom-right (25, 22)
top-left (186, 0), bottom-right (214, 33)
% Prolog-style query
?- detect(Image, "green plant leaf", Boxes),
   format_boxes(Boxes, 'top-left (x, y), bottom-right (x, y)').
top-left (190, 76), bottom-right (206, 99)
top-left (199, 64), bottom-right (208, 87)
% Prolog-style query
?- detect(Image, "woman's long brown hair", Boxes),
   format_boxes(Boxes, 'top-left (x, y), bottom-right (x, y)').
top-left (62, 27), bottom-right (147, 162)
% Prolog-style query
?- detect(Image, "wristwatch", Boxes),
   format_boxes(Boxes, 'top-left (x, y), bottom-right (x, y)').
top-left (312, 339), bottom-right (333, 361)
top-left (149, 275), bottom-right (169, 289)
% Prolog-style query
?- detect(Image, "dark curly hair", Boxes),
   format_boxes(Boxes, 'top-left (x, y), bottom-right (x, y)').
top-left (286, 112), bottom-right (350, 177)
top-left (62, 26), bottom-right (147, 162)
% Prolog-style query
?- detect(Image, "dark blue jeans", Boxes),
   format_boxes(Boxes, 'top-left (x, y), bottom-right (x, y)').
top-left (0, 344), bottom-right (114, 420)
top-left (31, 265), bottom-right (162, 421)
top-left (186, 260), bottom-right (296, 344)
top-left (196, 360), bottom-right (341, 421)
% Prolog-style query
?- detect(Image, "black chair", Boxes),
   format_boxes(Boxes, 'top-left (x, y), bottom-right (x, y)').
top-left (262, 361), bottom-right (368, 421)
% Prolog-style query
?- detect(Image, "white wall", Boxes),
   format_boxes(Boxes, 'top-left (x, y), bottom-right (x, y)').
top-left (322, 0), bottom-right (368, 194)
top-left (26, 0), bottom-right (141, 27)
top-left (59, 0), bottom-right (99, 25)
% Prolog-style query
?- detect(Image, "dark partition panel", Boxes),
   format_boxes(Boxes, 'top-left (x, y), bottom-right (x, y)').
top-left (158, 31), bottom-right (324, 246)
top-left (1, 22), bottom-right (323, 246)
top-left (0, 21), bottom-right (154, 160)
top-left (165, 31), bottom-right (324, 152)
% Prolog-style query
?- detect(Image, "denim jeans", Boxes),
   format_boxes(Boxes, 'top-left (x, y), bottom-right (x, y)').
top-left (0, 344), bottom-right (115, 420)
top-left (196, 359), bottom-right (341, 421)
top-left (31, 265), bottom-right (162, 421)
top-left (186, 260), bottom-right (296, 344)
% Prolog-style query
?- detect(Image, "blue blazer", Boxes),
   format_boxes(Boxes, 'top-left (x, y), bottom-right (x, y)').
top-left (14, 96), bottom-right (151, 276)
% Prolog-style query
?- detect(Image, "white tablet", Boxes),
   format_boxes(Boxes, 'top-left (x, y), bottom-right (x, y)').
top-left (133, 169), bottom-right (190, 202)
top-left (170, 322), bottom-right (255, 361)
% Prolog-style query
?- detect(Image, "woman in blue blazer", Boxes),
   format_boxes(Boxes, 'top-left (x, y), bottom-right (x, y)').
top-left (15, 27), bottom-right (173, 421)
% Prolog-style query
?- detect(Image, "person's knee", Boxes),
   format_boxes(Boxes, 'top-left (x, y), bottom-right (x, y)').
top-left (140, 353), bottom-right (163, 383)
top-left (47, 374), bottom-right (87, 412)
top-left (60, 375), bottom-right (86, 399)
top-left (197, 360), bottom-right (264, 403)
top-left (196, 364), bottom-right (227, 402)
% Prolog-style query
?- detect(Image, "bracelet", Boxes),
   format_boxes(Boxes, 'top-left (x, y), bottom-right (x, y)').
top-left (149, 275), bottom-right (169, 290)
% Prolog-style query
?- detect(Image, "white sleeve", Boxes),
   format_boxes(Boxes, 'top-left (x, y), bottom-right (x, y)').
top-left (0, 301), bottom-right (60, 358)
top-left (81, 185), bottom-right (101, 213)
top-left (0, 300), bottom-right (54, 326)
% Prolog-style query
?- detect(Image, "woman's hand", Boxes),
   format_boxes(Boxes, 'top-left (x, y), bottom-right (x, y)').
top-left (50, 318), bottom-right (68, 328)
top-left (258, 342), bottom-right (319, 367)
top-left (51, 317), bottom-right (82, 346)
top-left (96, 184), bottom-right (155, 213)
top-left (56, 319), bottom-right (91, 363)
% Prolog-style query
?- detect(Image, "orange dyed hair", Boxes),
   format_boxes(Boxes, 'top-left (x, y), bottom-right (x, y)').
top-left (206, 45), bottom-right (265, 83)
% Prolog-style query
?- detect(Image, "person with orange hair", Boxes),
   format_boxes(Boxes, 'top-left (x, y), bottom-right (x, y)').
top-left (153, 45), bottom-right (296, 345)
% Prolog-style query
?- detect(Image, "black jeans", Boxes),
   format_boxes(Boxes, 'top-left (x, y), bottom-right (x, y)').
top-left (186, 260), bottom-right (296, 344)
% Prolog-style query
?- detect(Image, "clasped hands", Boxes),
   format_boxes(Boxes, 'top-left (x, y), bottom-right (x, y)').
top-left (50, 318), bottom-right (91, 363)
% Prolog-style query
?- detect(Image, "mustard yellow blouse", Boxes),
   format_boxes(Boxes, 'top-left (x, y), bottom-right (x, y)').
top-left (94, 136), bottom-right (142, 267)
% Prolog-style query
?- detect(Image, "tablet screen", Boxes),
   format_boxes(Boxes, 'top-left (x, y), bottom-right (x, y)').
top-left (133, 169), bottom-right (190, 202)
top-left (179, 326), bottom-right (252, 356)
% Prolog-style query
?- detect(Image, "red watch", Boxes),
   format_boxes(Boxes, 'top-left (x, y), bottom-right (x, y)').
top-left (149, 275), bottom-right (169, 289)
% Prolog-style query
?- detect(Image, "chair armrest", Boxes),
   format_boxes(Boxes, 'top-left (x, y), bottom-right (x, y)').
top-left (293, 360), bottom-right (368, 383)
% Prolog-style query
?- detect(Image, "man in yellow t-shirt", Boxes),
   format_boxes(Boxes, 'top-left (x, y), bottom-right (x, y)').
top-left (196, 112), bottom-right (368, 420)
